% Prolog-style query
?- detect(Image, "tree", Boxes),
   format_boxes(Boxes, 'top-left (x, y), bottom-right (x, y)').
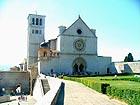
top-left (124, 53), bottom-right (134, 62)
top-left (124, 56), bottom-right (128, 62)
top-left (128, 53), bottom-right (134, 62)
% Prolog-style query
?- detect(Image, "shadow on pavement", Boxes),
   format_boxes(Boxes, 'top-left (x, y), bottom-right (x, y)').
top-left (56, 82), bottom-right (65, 105)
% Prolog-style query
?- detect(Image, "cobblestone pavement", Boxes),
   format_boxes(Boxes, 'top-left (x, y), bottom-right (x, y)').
top-left (56, 80), bottom-right (128, 105)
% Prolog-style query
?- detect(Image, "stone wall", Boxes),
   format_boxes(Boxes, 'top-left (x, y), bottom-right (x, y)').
top-left (109, 61), bottom-right (140, 74)
top-left (38, 54), bottom-right (112, 75)
top-left (29, 63), bottom-right (39, 95)
top-left (97, 56), bottom-right (112, 75)
top-left (34, 75), bottom-right (62, 105)
top-left (0, 71), bottom-right (30, 94)
top-left (0, 95), bottom-right (10, 103)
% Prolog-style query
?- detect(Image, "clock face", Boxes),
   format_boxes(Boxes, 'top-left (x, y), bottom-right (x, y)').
top-left (74, 39), bottom-right (85, 51)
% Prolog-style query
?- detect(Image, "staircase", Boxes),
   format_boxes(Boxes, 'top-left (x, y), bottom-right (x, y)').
top-left (41, 79), bottom-right (50, 95)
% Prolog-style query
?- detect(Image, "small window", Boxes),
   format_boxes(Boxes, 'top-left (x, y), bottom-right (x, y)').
top-left (36, 18), bottom-right (39, 25)
top-left (32, 18), bottom-right (35, 25)
top-left (77, 29), bottom-right (82, 34)
top-left (32, 30), bottom-right (34, 34)
top-left (40, 19), bottom-right (42, 25)
top-left (107, 68), bottom-right (110, 74)
top-left (35, 30), bottom-right (38, 34)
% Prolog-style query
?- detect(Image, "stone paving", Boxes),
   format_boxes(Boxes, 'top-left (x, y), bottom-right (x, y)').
top-left (56, 80), bottom-right (128, 105)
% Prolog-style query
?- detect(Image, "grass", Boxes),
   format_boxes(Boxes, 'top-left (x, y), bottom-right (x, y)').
top-left (104, 81), bottom-right (140, 89)
top-left (82, 75), bottom-right (140, 89)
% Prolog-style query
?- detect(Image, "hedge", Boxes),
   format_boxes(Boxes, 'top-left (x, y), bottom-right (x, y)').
top-left (63, 76), bottom-right (110, 94)
top-left (107, 86), bottom-right (140, 105)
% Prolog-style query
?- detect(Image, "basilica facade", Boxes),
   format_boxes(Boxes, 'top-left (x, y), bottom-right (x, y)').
top-left (27, 14), bottom-right (112, 75)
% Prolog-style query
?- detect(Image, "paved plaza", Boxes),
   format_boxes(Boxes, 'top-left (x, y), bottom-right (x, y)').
top-left (56, 80), bottom-right (128, 105)
top-left (1, 79), bottom-right (128, 105)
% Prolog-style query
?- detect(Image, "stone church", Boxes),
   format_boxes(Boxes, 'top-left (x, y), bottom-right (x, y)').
top-left (27, 14), bottom-right (112, 75)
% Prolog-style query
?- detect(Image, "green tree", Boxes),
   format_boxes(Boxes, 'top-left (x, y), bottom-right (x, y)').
top-left (124, 53), bottom-right (134, 62)
top-left (124, 56), bottom-right (128, 62)
top-left (128, 53), bottom-right (134, 62)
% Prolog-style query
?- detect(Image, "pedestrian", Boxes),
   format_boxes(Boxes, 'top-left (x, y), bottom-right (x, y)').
top-left (18, 102), bottom-right (20, 105)
top-left (26, 96), bottom-right (27, 101)
top-left (18, 97), bottom-right (20, 101)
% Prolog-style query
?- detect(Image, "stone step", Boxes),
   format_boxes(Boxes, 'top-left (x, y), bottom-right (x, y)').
top-left (41, 79), bottom-right (50, 95)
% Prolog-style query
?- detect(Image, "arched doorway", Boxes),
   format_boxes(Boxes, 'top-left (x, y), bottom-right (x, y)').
top-left (72, 57), bottom-right (87, 75)
top-left (16, 84), bottom-right (21, 95)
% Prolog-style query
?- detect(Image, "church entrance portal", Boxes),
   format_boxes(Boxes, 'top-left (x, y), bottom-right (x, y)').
top-left (72, 57), bottom-right (86, 75)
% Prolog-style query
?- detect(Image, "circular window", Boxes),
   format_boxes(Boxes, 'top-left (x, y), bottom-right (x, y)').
top-left (74, 39), bottom-right (85, 51)
top-left (77, 29), bottom-right (82, 34)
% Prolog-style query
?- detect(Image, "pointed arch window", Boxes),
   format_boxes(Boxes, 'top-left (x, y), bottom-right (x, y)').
top-left (36, 18), bottom-right (39, 25)
top-left (40, 19), bottom-right (42, 25)
top-left (32, 18), bottom-right (35, 25)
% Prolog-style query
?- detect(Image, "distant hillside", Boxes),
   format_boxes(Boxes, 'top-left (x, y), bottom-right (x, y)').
top-left (0, 64), bottom-right (11, 71)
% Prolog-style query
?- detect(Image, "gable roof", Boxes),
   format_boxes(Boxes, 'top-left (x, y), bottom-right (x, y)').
top-left (63, 16), bottom-right (97, 38)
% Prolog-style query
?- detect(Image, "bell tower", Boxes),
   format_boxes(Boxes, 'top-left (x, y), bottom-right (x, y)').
top-left (27, 14), bottom-right (46, 68)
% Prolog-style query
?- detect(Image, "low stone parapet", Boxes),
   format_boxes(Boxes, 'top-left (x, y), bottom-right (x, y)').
top-left (34, 75), bottom-right (62, 105)
top-left (0, 95), bottom-right (10, 103)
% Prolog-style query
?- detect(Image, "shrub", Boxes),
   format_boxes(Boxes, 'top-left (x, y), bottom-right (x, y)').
top-left (107, 86), bottom-right (140, 105)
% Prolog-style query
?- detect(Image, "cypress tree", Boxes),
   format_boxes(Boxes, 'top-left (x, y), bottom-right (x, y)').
top-left (124, 56), bottom-right (128, 62)
top-left (128, 53), bottom-right (134, 62)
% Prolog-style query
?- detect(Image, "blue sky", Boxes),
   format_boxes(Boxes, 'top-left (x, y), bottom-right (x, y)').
top-left (0, 0), bottom-right (140, 66)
